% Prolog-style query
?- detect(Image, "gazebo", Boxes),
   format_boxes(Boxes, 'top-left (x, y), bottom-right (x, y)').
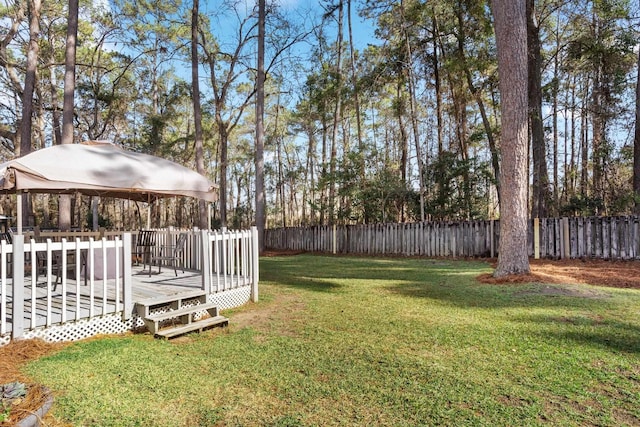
top-left (0, 141), bottom-right (218, 231)
top-left (0, 142), bottom-right (258, 345)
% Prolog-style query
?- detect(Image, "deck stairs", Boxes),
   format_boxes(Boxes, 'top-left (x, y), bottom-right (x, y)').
top-left (135, 290), bottom-right (228, 339)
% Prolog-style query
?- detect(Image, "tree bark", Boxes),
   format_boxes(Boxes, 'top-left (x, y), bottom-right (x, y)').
top-left (492, 0), bottom-right (530, 277)
top-left (346, 0), bottom-right (364, 172)
top-left (191, 0), bottom-right (208, 229)
top-left (328, 0), bottom-right (344, 225)
top-left (527, 0), bottom-right (551, 219)
top-left (633, 10), bottom-right (640, 214)
top-left (58, 0), bottom-right (79, 231)
top-left (19, 0), bottom-right (41, 227)
top-left (634, 26), bottom-right (640, 213)
top-left (255, 0), bottom-right (266, 248)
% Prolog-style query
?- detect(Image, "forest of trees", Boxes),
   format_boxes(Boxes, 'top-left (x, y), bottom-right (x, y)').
top-left (0, 0), bottom-right (639, 230)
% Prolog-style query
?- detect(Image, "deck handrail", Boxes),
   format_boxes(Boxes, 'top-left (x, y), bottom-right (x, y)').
top-left (202, 227), bottom-right (259, 302)
top-left (1, 234), bottom-right (130, 340)
top-left (0, 228), bottom-right (258, 344)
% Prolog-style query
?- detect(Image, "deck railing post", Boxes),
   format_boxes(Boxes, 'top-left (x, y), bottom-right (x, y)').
top-left (122, 233), bottom-right (133, 321)
top-left (251, 226), bottom-right (259, 302)
top-left (201, 230), bottom-right (211, 294)
top-left (12, 234), bottom-right (24, 339)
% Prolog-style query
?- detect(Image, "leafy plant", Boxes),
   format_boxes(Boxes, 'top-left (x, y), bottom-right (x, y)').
top-left (0, 381), bottom-right (27, 422)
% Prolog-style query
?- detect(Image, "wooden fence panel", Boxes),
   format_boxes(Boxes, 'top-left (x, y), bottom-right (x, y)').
top-left (264, 215), bottom-right (640, 260)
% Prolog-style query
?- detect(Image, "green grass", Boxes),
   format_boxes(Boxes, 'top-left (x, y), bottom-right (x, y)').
top-left (25, 255), bottom-right (640, 426)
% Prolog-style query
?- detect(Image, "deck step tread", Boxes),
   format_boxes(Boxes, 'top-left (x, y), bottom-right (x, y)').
top-left (155, 315), bottom-right (228, 339)
top-left (146, 302), bottom-right (218, 323)
top-left (135, 290), bottom-right (207, 308)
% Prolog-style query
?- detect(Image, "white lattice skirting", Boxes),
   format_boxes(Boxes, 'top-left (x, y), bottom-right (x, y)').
top-left (2, 286), bottom-right (252, 345)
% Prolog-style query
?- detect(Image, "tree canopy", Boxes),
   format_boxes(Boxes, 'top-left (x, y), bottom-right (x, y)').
top-left (0, 0), bottom-right (639, 230)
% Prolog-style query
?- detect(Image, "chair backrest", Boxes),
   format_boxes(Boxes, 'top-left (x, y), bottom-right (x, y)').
top-left (137, 230), bottom-right (156, 247)
top-left (0, 231), bottom-right (11, 244)
top-left (173, 233), bottom-right (188, 256)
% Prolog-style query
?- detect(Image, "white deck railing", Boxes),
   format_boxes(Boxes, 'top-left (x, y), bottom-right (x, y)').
top-left (0, 227), bottom-right (258, 343)
top-left (0, 234), bottom-right (133, 340)
top-left (204, 228), bottom-right (259, 297)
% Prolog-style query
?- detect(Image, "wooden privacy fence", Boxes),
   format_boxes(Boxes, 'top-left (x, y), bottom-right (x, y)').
top-left (265, 216), bottom-right (640, 260)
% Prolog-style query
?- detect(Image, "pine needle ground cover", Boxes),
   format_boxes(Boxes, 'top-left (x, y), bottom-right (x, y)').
top-left (25, 255), bottom-right (640, 426)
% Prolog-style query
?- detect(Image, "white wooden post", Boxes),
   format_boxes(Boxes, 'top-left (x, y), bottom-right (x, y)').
top-left (332, 224), bottom-right (337, 254)
top-left (251, 226), bottom-right (259, 302)
top-left (12, 234), bottom-right (24, 339)
top-left (16, 192), bottom-right (22, 234)
top-left (201, 229), bottom-right (211, 294)
top-left (122, 233), bottom-right (133, 321)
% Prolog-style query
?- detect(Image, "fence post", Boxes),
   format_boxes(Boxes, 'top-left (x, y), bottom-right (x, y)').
top-left (562, 217), bottom-right (570, 259)
top-left (251, 226), bottom-right (259, 302)
top-left (490, 220), bottom-right (495, 258)
top-left (201, 230), bottom-right (211, 294)
top-left (12, 234), bottom-right (24, 339)
top-left (533, 218), bottom-right (540, 259)
top-left (332, 224), bottom-right (337, 254)
top-left (122, 233), bottom-right (133, 321)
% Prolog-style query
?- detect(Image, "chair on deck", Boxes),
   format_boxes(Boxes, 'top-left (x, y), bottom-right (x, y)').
top-left (0, 231), bottom-right (12, 277)
top-left (134, 230), bottom-right (157, 270)
top-left (150, 232), bottom-right (187, 277)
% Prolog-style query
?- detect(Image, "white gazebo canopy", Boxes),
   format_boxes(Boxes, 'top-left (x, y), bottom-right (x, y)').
top-left (0, 141), bottom-right (218, 231)
top-left (0, 141), bottom-right (217, 202)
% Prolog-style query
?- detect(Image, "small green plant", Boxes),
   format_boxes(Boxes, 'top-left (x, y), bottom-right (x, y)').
top-left (0, 381), bottom-right (27, 422)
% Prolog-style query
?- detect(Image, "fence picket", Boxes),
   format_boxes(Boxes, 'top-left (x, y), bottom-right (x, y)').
top-left (265, 215), bottom-right (640, 261)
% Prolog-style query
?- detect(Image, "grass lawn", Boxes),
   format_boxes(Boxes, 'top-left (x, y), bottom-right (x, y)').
top-left (25, 255), bottom-right (640, 426)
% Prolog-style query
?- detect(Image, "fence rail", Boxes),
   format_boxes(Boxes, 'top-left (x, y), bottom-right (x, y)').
top-left (265, 216), bottom-right (640, 260)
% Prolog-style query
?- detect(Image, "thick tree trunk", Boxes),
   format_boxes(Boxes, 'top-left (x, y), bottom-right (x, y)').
top-left (492, 0), bottom-right (530, 277)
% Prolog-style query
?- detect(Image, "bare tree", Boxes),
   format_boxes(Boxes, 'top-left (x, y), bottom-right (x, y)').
top-left (527, 0), bottom-right (551, 219)
top-left (59, 0), bottom-right (79, 231)
top-left (492, 0), bottom-right (530, 277)
top-left (19, 0), bottom-right (42, 226)
top-left (256, 0), bottom-right (266, 250)
top-left (634, 1), bottom-right (640, 213)
top-left (192, 0), bottom-right (207, 229)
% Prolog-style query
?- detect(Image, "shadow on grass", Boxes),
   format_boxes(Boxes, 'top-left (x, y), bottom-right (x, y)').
top-left (384, 279), bottom-right (613, 311)
top-left (513, 313), bottom-right (640, 354)
top-left (261, 253), bottom-right (630, 315)
top-left (263, 254), bottom-right (640, 355)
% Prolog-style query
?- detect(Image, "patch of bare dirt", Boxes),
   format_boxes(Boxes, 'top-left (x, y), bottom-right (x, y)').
top-left (230, 292), bottom-right (307, 341)
top-left (478, 258), bottom-right (640, 289)
top-left (261, 250), bottom-right (306, 257)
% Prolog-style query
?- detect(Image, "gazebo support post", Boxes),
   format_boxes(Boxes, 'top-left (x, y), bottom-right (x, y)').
top-left (16, 191), bottom-right (22, 234)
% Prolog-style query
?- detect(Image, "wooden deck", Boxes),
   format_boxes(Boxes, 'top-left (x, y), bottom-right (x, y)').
top-left (1, 265), bottom-right (209, 332)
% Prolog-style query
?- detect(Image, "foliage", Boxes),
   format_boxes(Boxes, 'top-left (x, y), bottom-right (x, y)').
top-left (0, 381), bottom-right (27, 422)
top-left (0, 0), bottom-right (639, 228)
